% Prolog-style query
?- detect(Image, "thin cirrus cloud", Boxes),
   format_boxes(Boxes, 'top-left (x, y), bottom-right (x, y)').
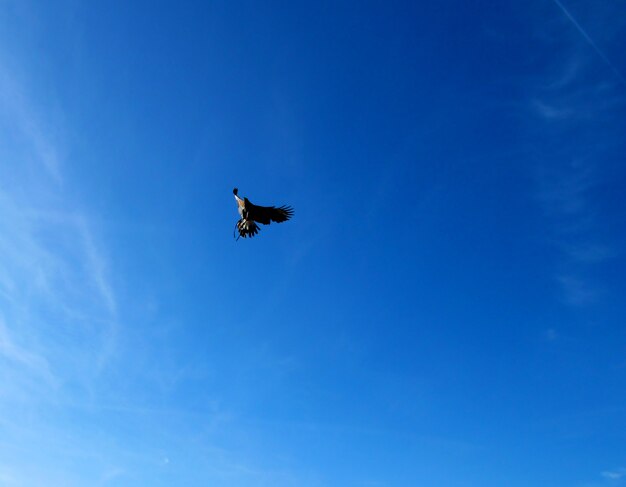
top-left (0, 60), bottom-right (128, 485)
top-left (527, 3), bottom-right (623, 308)
top-left (550, 0), bottom-right (626, 86)
top-left (0, 67), bottom-right (275, 481)
top-left (0, 69), bottom-right (63, 184)
top-left (0, 317), bottom-right (56, 387)
top-left (534, 157), bottom-right (610, 306)
top-left (602, 468), bottom-right (626, 481)
top-left (0, 64), bottom-right (118, 398)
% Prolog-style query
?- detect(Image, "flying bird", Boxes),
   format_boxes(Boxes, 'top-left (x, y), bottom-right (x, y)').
top-left (233, 188), bottom-right (294, 239)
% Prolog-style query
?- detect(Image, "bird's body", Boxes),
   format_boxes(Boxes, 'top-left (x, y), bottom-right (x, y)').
top-left (233, 188), bottom-right (293, 239)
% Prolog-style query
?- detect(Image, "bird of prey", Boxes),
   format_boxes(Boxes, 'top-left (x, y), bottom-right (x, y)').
top-left (233, 188), bottom-right (294, 239)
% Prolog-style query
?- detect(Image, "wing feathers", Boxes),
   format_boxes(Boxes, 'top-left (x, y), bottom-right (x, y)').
top-left (248, 202), bottom-right (294, 225)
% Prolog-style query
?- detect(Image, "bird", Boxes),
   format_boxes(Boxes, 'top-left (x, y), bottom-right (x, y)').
top-left (233, 188), bottom-right (294, 239)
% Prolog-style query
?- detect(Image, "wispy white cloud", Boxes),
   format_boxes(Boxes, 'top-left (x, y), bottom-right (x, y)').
top-left (0, 190), bottom-right (119, 365)
top-left (556, 273), bottom-right (600, 307)
top-left (527, 0), bottom-right (625, 308)
top-left (532, 99), bottom-right (576, 120)
top-left (77, 216), bottom-right (117, 317)
top-left (0, 59), bottom-right (275, 487)
top-left (0, 69), bottom-right (63, 184)
top-left (0, 318), bottom-right (56, 385)
top-left (564, 242), bottom-right (616, 264)
top-left (534, 157), bottom-right (612, 306)
top-left (0, 55), bottom-right (119, 424)
top-left (536, 159), bottom-right (595, 217)
top-left (532, 89), bottom-right (626, 123)
top-left (545, 57), bottom-right (583, 90)
top-left (602, 468), bottom-right (626, 481)
top-left (550, 0), bottom-right (626, 86)
top-left (531, 1), bottom-right (626, 125)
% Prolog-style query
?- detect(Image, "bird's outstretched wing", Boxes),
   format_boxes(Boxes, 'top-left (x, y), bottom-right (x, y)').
top-left (247, 202), bottom-right (294, 225)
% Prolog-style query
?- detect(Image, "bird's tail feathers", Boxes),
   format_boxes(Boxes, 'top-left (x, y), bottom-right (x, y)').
top-left (235, 218), bottom-right (260, 239)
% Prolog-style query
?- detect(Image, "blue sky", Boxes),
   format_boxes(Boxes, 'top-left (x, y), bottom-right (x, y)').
top-left (1, 1), bottom-right (625, 486)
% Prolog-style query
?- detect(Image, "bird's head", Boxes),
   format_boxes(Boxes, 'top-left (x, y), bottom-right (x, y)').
top-left (233, 188), bottom-right (238, 195)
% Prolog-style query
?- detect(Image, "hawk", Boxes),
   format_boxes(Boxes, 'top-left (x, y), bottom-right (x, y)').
top-left (233, 188), bottom-right (294, 239)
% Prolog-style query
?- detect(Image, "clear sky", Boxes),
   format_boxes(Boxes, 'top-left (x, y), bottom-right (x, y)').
top-left (1, 1), bottom-right (625, 486)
